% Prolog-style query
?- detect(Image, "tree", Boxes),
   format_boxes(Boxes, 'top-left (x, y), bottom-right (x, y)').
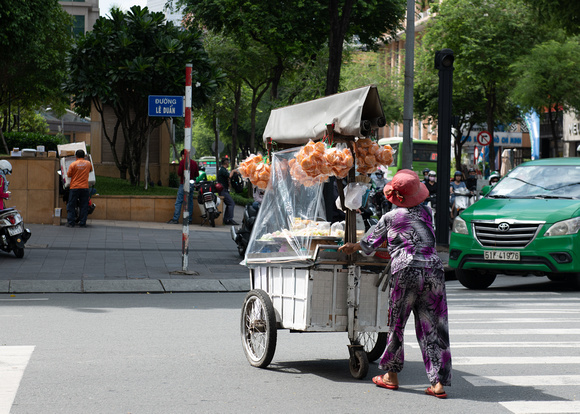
top-left (511, 36), bottom-right (580, 156)
top-left (177, 0), bottom-right (406, 99)
top-left (66, 6), bottom-right (221, 185)
top-left (422, 0), bottom-right (540, 169)
top-left (0, 0), bottom-right (72, 152)
top-left (523, 0), bottom-right (580, 35)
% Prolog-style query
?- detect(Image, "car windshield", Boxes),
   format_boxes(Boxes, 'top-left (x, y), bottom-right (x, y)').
top-left (488, 164), bottom-right (580, 199)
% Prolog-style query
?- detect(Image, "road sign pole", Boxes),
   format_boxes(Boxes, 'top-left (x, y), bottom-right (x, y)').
top-left (182, 63), bottom-right (192, 271)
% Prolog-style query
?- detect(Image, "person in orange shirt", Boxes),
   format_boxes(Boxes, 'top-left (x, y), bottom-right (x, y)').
top-left (66, 149), bottom-right (93, 228)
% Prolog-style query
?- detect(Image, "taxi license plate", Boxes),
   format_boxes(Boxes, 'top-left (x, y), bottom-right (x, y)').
top-left (7, 223), bottom-right (23, 236)
top-left (484, 250), bottom-right (520, 261)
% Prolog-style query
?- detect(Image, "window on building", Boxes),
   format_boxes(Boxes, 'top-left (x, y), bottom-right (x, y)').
top-left (72, 15), bottom-right (85, 36)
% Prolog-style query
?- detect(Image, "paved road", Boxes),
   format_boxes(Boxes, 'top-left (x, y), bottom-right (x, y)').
top-left (1, 277), bottom-right (579, 413)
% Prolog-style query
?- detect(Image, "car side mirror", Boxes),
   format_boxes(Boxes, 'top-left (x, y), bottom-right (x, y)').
top-left (480, 185), bottom-right (491, 196)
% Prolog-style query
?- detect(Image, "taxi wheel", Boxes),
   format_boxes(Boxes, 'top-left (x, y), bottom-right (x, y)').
top-left (456, 268), bottom-right (496, 290)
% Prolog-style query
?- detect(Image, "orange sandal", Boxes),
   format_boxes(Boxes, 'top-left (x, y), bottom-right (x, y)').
top-left (425, 387), bottom-right (447, 399)
top-left (372, 375), bottom-right (399, 390)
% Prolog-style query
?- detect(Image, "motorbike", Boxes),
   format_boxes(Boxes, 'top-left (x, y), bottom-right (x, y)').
top-left (450, 188), bottom-right (473, 220)
top-left (196, 180), bottom-right (221, 227)
top-left (368, 185), bottom-right (391, 218)
top-left (231, 203), bottom-right (260, 258)
top-left (424, 194), bottom-right (437, 231)
top-left (58, 170), bottom-right (96, 223)
top-left (0, 207), bottom-right (31, 258)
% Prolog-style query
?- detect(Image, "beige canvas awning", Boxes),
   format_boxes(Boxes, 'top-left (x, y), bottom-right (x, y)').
top-left (262, 85), bottom-right (385, 144)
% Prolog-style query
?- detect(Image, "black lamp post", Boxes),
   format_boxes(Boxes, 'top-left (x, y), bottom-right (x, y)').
top-left (434, 48), bottom-right (454, 245)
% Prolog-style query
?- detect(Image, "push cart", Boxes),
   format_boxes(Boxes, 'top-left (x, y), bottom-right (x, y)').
top-left (239, 86), bottom-right (393, 379)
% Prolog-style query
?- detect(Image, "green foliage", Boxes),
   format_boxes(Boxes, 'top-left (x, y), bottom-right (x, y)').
top-left (523, 0), bottom-right (580, 35)
top-left (0, 0), bottom-right (72, 120)
top-left (511, 36), bottom-right (580, 118)
top-left (168, 172), bottom-right (179, 188)
top-left (66, 6), bottom-right (222, 185)
top-left (341, 51), bottom-right (404, 124)
top-left (2, 132), bottom-right (66, 154)
top-left (95, 175), bottom-right (178, 196)
top-left (231, 190), bottom-right (253, 206)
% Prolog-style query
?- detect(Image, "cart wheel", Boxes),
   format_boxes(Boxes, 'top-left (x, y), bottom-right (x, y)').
top-left (240, 289), bottom-right (277, 368)
top-left (349, 349), bottom-right (369, 379)
top-left (354, 332), bottom-right (387, 362)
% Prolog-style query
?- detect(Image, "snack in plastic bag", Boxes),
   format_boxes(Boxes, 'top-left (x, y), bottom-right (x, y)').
top-left (289, 158), bottom-right (327, 187)
top-left (330, 221), bottom-right (345, 238)
top-left (354, 138), bottom-right (394, 174)
top-left (325, 147), bottom-right (354, 179)
top-left (238, 154), bottom-right (271, 189)
top-left (295, 140), bottom-right (330, 180)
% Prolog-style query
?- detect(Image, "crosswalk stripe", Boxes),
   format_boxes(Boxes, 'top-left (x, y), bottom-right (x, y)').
top-left (410, 341), bottom-right (579, 349)
top-left (0, 346), bottom-right (35, 414)
top-left (464, 375), bottom-right (580, 386)
top-left (454, 356), bottom-right (580, 365)
top-left (499, 401), bottom-right (580, 414)
top-left (449, 328), bottom-right (580, 335)
top-left (450, 309), bottom-right (580, 314)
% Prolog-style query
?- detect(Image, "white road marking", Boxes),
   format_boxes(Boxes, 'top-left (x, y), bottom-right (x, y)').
top-left (0, 298), bottom-right (49, 301)
top-left (464, 375), bottom-right (580, 386)
top-left (500, 401), bottom-right (580, 414)
top-left (451, 318), bottom-right (580, 323)
top-left (0, 346), bottom-right (35, 414)
top-left (454, 356), bottom-right (580, 365)
top-left (447, 297), bottom-right (580, 302)
top-left (450, 309), bottom-right (580, 314)
top-left (408, 341), bottom-right (580, 349)
top-left (449, 328), bottom-right (580, 335)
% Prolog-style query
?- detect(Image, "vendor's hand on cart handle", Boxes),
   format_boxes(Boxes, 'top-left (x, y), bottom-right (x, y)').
top-left (338, 242), bottom-right (361, 255)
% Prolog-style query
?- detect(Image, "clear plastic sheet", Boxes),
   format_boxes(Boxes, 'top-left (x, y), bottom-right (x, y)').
top-left (244, 147), bottom-right (340, 264)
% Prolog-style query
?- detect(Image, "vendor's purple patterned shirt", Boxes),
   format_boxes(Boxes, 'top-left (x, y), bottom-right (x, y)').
top-left (359, 205), bottom-right (443, 274)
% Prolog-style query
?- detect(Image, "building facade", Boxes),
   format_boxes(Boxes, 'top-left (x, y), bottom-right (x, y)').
top-left (58, 0), bottom-right (100, 36)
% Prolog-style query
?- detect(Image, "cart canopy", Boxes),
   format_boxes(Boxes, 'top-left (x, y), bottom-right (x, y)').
top-left (262, 85), bottom-right (385, 144)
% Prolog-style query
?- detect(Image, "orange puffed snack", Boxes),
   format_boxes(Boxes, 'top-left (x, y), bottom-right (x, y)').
top-left (289, 158), bottom-right (327, 187)
top-left (325, 147), bottom-right (354, 179)
top-left (295, 140), bottom-right (329, 181)
top-left (355, 139), bottom-right (394, 174)
top-left (239, 154), bottom-right (271, 189)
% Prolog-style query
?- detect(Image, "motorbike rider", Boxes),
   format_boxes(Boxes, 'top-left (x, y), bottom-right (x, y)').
top-left (422, 168), bottom-right (430, 183)
top-left (425, 170), bottom-right (437, 196)
top-left (0, 160), bottom-right (12, 210)
top-left (372, 169), bottom-right (389, 189)
top-left (450, 170), bottom-right (467, 218)
top-left (489, 171), bottom-right (500, 186)
top-left (195, 166), bottom-right (207, 183)
top-left (465, 167), bottom-right (478, 194)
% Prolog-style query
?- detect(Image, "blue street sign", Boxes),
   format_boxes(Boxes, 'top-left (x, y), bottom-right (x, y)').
top-left (148, 95), bottom-right (184, 117)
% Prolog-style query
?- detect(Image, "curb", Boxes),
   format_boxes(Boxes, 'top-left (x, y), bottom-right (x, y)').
top-left (0, 279), bottom-right (251, 294)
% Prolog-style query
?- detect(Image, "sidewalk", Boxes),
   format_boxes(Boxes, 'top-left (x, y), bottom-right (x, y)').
top-left (0, 207), bottom-right (451, 294)
top-left (0, 208), bottom-right (249, 294)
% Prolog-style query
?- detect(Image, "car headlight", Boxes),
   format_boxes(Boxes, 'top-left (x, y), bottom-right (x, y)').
top-left (452, 216), bottom-right (468, 234)
top-left (545, 217), bottom-right (580, 236)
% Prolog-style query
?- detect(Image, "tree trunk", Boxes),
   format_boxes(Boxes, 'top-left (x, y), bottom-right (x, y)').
top-left (325, 0), bottom-right (355, 96)
top-left (270, 58), bottom-right (285, 100)
top-left (547, 106), bottom-right (560, 158)
top-left (0, 127), bottom-right (9, 154)
top-left (231, 84), bottom-right (241, 164)
top-left (485, 84), bottom-right (496, 172)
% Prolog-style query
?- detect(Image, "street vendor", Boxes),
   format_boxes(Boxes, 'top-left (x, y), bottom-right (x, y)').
top-left (338, 169), bottom-right (452, 399)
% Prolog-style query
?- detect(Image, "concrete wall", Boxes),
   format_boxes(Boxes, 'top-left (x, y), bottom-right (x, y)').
top-left (0, 156), bottom-right (60, 224)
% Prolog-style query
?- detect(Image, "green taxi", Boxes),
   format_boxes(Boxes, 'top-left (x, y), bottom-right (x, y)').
top-left (449, 158), bottom-right (580, 289)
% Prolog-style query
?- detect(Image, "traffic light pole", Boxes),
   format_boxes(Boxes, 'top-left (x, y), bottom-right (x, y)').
top-left (434, 49), bottom-right (454, 245)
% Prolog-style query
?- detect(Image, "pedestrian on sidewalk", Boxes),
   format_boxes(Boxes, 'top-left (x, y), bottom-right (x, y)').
top-left (66, 149), bottom-right (93, 228)
top-left (217, 158), bottom-right (238, 225)
top-left (339, 169), bottom-right (452, 398)
top-left (168, 150), bottom-right (199, 224)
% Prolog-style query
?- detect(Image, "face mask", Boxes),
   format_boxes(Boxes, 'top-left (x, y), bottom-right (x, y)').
top-left (429, 177), bottom-right (435, 182)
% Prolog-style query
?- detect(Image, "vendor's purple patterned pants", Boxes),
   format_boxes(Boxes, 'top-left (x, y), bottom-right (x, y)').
top-left (379, 266), bottom-right (452, 386)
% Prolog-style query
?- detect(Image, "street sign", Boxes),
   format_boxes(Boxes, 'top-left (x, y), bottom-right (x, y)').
top-left (148, 95), bottom-right (184, 117)
top-left (477, 130), bottom-right (492, 146)
top-left (211, 140), bottom-right (225, 155)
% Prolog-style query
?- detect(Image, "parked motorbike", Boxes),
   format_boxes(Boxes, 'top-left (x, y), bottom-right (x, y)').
top-left (231, 203), bottom-right (260, 257)
top-left (196, 180), bottom-right (221, 227)
top-left (0, 207), bottom-right (31, 258)
top-left (58, 170), bottom-right (96, 223)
